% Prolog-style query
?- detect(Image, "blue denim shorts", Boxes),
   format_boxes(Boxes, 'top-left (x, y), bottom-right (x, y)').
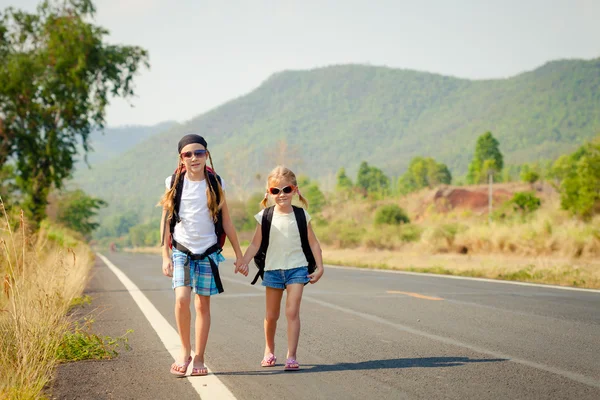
top-left (262, 266), bottom-right (310, 289)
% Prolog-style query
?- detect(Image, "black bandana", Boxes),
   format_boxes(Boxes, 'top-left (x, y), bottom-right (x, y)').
top-left (178, 134), bottom-right (208, 153)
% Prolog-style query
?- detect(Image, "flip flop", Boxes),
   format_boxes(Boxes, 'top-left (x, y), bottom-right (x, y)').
top-left (191, 365), bottom-right (208, 376)
top-left (261, 353), bottom-right (277, 367)
top-left (170, 356), bottom-right (192, 376)
top-left (284, 358), bottom-right (299, 371)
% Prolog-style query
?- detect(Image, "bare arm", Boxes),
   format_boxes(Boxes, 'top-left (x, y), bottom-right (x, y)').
top-left (220, 194), bottom-right (243, 259)
top-left (240, 223), bottom-right (262, 266)
top-left (160, 207), bottom-right (173, 277)
top-left (307, 221), bottom-right (324, 283)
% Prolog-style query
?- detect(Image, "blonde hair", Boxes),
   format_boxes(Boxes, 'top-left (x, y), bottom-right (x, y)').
top-left (260, 165), bottom-right (309, 209)
top-left (158, 150), bottom-right (224, 224)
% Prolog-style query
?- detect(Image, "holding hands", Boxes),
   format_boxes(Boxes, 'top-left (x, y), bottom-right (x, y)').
top-left (234, 258), bottom-right (249, 277)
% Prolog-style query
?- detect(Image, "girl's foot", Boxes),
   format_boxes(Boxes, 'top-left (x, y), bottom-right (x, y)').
top-left (191, 356), bottom-right (208, 376)
top-left (170, 356), bottom-right (192, 376)
top-left (284, 357), bottom-right (299, 371)
top-left (261, 353), bottom-right (277, 367)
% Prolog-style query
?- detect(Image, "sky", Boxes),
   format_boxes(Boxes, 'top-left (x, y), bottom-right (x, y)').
top-left (2, 0), bottom-right (599, 127)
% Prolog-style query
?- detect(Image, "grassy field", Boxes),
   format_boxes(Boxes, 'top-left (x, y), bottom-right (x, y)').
top-left (0, 208), bottom-right (94, 399)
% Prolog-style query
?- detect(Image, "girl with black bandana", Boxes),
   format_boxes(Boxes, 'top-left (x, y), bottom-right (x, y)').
top-left (158, 134), bottom-right (248, 377)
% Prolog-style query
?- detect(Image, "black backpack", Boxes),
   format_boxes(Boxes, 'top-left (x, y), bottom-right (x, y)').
top-left (251, 205), bottom-right (316, 285)
top-left (161, 169), bottom-right (227, 293)
top-left (161, 169), bottom-right (225, 249)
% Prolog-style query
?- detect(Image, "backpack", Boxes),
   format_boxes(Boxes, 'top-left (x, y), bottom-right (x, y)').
top-left (251, 205), bottom-right (316, 285)
top-left (161, 167), bottom-right (226, 249)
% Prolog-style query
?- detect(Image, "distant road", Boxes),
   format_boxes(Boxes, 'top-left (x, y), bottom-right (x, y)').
top-left (52, 252), bottom-right (600, 399)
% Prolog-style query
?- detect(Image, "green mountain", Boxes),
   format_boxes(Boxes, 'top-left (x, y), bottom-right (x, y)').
top-left (75, 58), bottom-right (600, 224)
top-left (75, 121), bottom-right (179, 167)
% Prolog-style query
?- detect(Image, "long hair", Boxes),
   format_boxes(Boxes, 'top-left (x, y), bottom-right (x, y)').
top-left (260, 165), bottom-right (309, 209)
top-left (205, 150), bottom-right (224, 222)
top-left (158, 157), bottom-right (184, 224)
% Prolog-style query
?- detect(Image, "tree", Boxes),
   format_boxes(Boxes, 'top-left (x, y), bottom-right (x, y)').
top-left (428, 162), bottom-right (452, 187)
top-left (551, 138), bottom-right (600, 220)
top-left (356, 161), bottom-right (389, 195)
top-left (520, 164), bottom-right (540, 185)
top-left (467, 132), bottom-right (504, 184)
top-left (297, 175), bottom-right (325, 213)
top-left (336, 167), bottom-right (353, 191)
top-left (0, 0), bottom-right (149, 225)
top-left (56, 189), bottom-right (106, 237)
top-left (398, 156), bottom-right (451, 194)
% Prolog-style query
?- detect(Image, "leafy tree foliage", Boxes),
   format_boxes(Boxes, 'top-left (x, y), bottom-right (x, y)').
top-left (356, 161), bottom-right (389, 195)
top-left (0, 0), bottom-right (148, 225)
top-left (550, 138), bottom-right (600, 220)
top-left (336, 167), bottom-right (353, 191)
top-left (56, 189), bottom-right (106, 236)
top-left (467, 132), bottom-right (504, 184)
top-left (398, 156), bottom-right (451, 194)
top-left (374, 204), bottom-right (410, 225)
top-left (297, 175), bottom-right (325, 213)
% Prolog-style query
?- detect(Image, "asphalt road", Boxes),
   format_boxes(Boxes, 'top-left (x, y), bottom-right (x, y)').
top-left (51, 252), bottom-right (600, 399)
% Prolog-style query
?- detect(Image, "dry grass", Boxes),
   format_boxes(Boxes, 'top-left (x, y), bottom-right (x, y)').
top-left (0, 205), bottom-right (94, 399)
top-left (316, 190), bottom-right (600, 259)
top-left (321, 247), bottom-right (600, 289)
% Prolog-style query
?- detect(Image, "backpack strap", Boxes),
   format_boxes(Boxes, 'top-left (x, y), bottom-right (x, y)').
top-left (251, 206), bottom-right (274, 285)
top-left (293, 206), bottom-right (316, 275)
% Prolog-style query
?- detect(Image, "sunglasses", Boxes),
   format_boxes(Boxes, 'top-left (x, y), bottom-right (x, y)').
top-left (180, 149), bottom-right (207, 159)
top-left (268, 185), bottom-right (296, 195)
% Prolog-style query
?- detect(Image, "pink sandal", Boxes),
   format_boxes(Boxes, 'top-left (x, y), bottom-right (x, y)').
top-left (261, 353), bottom-right (277, 367)
top-left (170, 356), bottom-right (192, 376)
top-left (191, 364), bottom-right (208, 376)
top-left (284, 358), bottom-right (299, 371)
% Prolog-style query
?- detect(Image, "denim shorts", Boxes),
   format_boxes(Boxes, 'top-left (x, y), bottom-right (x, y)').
top-left (262, 266), bottom-right (310, 289)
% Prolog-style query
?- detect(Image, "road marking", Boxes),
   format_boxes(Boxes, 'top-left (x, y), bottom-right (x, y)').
top-left (387, 290), bottom-right (443, 300)
top-left (222, 275), bottom-right (600, 389)
top-left (97, 253), bottom-right (236, 400)
top-left (325, 264), bottom-right (600, 294)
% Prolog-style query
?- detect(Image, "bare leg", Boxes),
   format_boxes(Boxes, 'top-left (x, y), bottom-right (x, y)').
top-left (193, 294), bottom-right (211, 372)
top-left (264, 287), bottom-right (284, 358)
top-left (174, 286), bottom-right (192, 369)
top-left (285, 284), bottom-right (304, 361)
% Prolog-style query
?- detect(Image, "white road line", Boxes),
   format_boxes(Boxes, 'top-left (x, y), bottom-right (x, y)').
top-left (97, 253), bottom-right (237, 400)
top-left (222, 275), bottom-right (600, 389)
top-left (325, 264), bottom-right (600, 294)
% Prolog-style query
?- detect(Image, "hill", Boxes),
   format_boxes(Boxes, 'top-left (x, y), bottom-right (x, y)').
top-left (74, 58), bottom-right (600, 223)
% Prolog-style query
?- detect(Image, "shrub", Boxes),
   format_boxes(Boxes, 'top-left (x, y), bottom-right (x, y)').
top-left (374, 204), bottom-right (410, 225)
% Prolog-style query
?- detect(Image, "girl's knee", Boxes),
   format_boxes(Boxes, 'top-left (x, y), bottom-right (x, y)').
top-left (194, 301), bottom-right (210, 316)
top-left (175, 296), bottom-right (190, 310)
top-left (194, 296), bottom-right (211, 315)
top-left (265, 310), bottom-right (280, 323)
top-left (285, 307), bottom-right (299, 321)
